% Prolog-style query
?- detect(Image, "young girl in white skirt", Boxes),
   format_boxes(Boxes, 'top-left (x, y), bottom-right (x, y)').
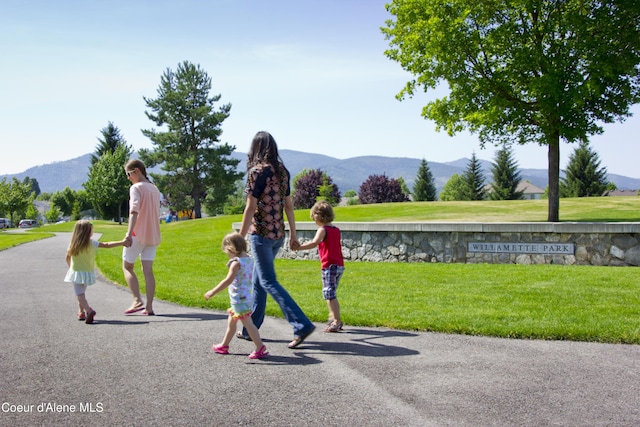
top-left (64, 220), bottom-right (127, 324)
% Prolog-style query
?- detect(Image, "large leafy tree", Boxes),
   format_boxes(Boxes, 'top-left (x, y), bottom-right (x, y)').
top-left (462, 152), bottom-right (486, 201)
top-left (0, 178), bottom-right (34, 225)
top-left (560, 141), bottom-right (610, 197)
top-left (140, 60), bottom-right (242, 218)
top-left (439, 173), bottom-right (466, 201)
top-left (50, 188), bottom-right (91, 219)
top-left (84, 143), bottom-right (132, 222)
top-left (412, 159), bottom-right (437, 201)
top-left (490, 145), bottom-right (524, 200)
top-left (383, 0), bottom-right (640, 221)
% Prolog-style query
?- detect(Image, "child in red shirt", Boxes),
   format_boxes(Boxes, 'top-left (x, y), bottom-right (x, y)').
top-left (296, 201), bottom-right (345, 332)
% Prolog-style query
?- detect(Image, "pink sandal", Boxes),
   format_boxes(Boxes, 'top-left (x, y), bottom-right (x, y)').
top-left (124, 302), bottom-right (144, 314)
top-left (248, 345), bottom-right (269, 359)
top-left (212, 344), bottom-right (229, 355)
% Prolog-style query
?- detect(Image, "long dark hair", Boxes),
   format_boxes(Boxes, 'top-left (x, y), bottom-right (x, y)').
top-left (247, 131), bottom-right (283, 171)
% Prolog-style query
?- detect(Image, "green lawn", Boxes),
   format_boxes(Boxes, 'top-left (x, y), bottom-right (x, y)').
top-left (6, 197), bottom-right (640, 344)
top-left (0, 230), bottom-right (54, 250)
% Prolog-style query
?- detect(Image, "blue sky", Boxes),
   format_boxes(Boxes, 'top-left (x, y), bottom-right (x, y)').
top-left (1, 0), bottom-right (638, 178)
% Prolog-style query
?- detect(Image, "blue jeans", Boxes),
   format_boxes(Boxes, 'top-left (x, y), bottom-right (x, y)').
top-left (243, 234), bottom-right (314, 337)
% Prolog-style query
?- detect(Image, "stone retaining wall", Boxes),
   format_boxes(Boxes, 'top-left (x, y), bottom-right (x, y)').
top-left (232, 222), bottom-right (640, 266)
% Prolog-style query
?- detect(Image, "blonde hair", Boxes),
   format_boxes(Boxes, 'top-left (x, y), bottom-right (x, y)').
top-left (310, 201), bottom-right (335, 224)
top-left (68, 220), bottom-right (93, 256)
top-left (222, 232), bottom-right (247, 256)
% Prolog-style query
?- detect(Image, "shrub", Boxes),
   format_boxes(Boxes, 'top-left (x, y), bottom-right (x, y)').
top-left (293, 169), bottom-right (340, 209)
top-left (358, 174), bottom-right (409, 204)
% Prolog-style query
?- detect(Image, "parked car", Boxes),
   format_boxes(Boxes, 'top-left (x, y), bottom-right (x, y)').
top-left (0, 218), bottom-right (11, 229)
top-left (18, 219), bottom-right (38, 228)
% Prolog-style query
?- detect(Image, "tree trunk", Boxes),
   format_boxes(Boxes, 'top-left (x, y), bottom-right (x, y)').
top-left (117, 201), bottom-right (122, 225)
top-left (547, 135), bottom-right (560, 222)
top-left (192, 190), bottom-right (202, 219)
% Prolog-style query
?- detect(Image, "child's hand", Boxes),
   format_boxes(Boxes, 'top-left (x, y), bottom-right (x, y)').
top-left (204, 289), bottom-right (215, 300)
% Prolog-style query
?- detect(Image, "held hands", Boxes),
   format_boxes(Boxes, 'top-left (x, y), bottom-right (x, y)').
top-left (289, 238), bottom-right (300, 251)
top-left (123, 235), bottom-right (133, 248)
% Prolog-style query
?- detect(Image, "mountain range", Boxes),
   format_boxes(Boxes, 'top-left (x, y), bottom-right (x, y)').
top-left (2, 150), bottom-right (639, 195)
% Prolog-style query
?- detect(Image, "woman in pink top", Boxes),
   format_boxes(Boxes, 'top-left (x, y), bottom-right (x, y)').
top-left (123, 159), bottom-right (162, 316)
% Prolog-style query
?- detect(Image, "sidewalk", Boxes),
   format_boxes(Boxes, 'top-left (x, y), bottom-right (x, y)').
top-left (0, 233), bottom-right (638, 426)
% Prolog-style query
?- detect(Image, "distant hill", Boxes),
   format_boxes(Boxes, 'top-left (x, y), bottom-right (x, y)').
top-left (2, 150), bottom-right (639, 195)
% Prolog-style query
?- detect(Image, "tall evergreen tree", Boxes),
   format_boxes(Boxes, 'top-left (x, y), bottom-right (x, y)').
top-left (560, 141), bottom-right (610, 197)
top-left (21, 176), bottom-right (41, 198)
top-left (462, 152), bottom-right (486, 201)
top-left (489, 146), bottom-right (524, 200)
top-left (141, 61), bottom-right (242, 218)
top-left (412, 158), bottom-right (437, 201)
top-left (91, 122), bottom-right (125, 165)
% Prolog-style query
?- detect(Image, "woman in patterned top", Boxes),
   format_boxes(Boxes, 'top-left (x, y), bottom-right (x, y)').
top-left (238, 131), bottom-right (316, 349)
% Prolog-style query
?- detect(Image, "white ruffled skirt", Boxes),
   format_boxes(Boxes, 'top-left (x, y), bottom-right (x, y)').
top-left (64, 269), bottom-right (96, 286)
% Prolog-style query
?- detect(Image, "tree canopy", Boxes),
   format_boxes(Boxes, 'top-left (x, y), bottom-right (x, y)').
top-left (383, 0), bottom-right (640, 221)
top-left (439, 173), bottom-right (466, 201)
top-left (84, 123), bottom-right (132, 222)
top-left (84, 142), bottom-right (132, 222)
top-left (140, 60), bottom-right (242, 218)
top-left (0, 178), bottom-right (34, 225)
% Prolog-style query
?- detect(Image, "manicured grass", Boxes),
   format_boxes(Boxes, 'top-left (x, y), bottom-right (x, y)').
top-left (5, 197), bottom-right (639, 343)
top-left (0, 230), bottom-right (54, 250)
top-left (324, 196), bottom-right (640, 223)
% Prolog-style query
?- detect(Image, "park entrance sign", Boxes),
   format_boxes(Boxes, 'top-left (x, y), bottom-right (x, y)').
top-left (468, 242), bottom-right (575, 255)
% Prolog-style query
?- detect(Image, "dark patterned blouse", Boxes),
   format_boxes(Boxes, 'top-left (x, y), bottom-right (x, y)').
top-left (245, 163), bottom-right (291, 240)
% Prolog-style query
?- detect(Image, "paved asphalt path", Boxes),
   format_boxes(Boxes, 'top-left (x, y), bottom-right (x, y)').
top-left (0, 233), bottom-right (639, 427)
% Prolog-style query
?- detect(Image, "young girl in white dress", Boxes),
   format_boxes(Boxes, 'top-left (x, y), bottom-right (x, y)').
top-left (64, 220), bottom-right (127, 324)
